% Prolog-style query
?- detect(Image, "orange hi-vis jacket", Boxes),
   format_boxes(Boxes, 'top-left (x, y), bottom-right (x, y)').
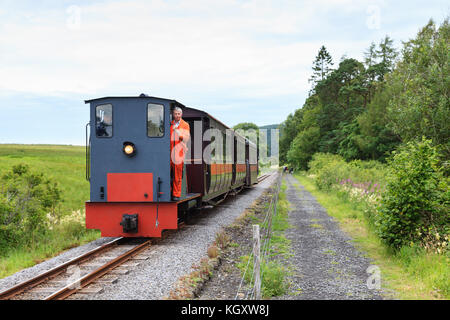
top-left (170, 118), bottom-right (190, 198)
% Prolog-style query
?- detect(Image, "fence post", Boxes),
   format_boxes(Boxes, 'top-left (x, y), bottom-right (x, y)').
top-left (253, 224), bottom-right (261, 299)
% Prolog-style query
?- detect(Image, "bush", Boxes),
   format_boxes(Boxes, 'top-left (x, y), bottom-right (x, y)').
top-left (308, 153), bottom-right (348, 190)
top-left (261, 261), bottom-right (289, 297)
top-left (0, 164), bottom-right (62, 254)
top-left (308, 153), bottom-right (345, 174)
top-left (308, 153), bottom-right (387, 193)
top-left (376, 139), bottom-right (449, 251)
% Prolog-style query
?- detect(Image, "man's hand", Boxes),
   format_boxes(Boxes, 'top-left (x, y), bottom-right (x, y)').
top-left (174, 129), bottom-right (183, 141)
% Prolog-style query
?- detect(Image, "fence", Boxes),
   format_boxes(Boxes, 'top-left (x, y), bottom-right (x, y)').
top-left (235, 170), bottom-right (283, 300)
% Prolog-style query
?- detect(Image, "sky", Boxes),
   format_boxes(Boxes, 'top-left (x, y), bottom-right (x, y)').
top-left (0, 0), bottom-right (448, 145)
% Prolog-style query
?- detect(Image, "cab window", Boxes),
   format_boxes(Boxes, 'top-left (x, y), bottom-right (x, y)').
top-left (95, 104), bottom-right (113, 137)
top-left (147, 103), bottom-right (164, 137)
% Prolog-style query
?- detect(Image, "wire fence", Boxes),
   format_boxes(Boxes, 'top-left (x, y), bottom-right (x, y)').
top-left (235, 170), bottom-right (283, 300)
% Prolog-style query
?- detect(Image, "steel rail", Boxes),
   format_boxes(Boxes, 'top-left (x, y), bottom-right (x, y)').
top-left (0, 237), bottom-right (123, 300)
top-left (257, 173), bottom-right (271, 183)
top-left (44, 239), bottom-right (152, 300)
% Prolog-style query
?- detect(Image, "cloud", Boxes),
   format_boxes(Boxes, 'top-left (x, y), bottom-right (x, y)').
top-left (0, 0), bottom-right (382, 98)
top-left (0, 0), bottom-right (447, 144)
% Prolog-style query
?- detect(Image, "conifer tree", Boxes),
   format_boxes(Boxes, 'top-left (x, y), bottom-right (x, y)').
top-left (309, 45), bottom-right (334, 87)
top-left (364, 42), bottom-right (377, 68)
top-left (376, 35), bottom-right (397, 79)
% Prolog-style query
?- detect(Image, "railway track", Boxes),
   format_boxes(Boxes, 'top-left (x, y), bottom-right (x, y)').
top-left (257, 173), bottom-right (271, 183)
top-left (0, 237), bottom-right (152, 300)
top-left (0, 174), bottom-right (275, 300)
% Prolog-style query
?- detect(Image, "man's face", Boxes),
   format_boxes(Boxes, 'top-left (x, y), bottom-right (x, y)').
top-left (173, 110), bottom-right (182, 122)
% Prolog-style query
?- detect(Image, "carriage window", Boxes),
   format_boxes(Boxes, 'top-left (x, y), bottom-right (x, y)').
top-left (147, 103), bottom-right (164, 137)
top-left (95, 104), bottom-right (113, 137)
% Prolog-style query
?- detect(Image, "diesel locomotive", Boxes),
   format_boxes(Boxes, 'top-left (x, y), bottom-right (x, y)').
top-left (85, 95), bottom-right (258, 238)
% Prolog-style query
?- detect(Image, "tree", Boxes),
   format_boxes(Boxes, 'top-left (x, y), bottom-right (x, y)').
top-left (386, 19), bottom-right (450, 159)
top-left (233, 122), bottom-right (259, 132)
top-left (309, 45), bottom-right (334, 89)
top-left (233, 122), bottom-right (259, 144)
top-left (363, 41), bottom-right (379, 100)
top-left (287, 126), bottom-right (321, 170)
top-left (356, 83), bottom-right (401, 161)
top-left (376, 35), bottom-right (397, 78)
top-left (364, 42), bottom-right (377, 68)
top-left (279, 107), bottom-right (305, 164)
top-left (312, 58), bottom-right (369, 158)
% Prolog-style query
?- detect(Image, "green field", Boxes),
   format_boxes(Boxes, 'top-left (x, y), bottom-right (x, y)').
top-left (0, 144), bottom-right (100, 278)
top-left (0, 144), bottom-right (89, 214)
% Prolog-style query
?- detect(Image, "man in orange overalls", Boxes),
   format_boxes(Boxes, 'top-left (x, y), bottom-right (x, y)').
top-left (170, 107), bottom-right (190, 201)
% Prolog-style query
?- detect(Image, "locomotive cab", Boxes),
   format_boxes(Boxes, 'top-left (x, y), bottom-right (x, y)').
top-left (85, 95), bottom-right (200, 237)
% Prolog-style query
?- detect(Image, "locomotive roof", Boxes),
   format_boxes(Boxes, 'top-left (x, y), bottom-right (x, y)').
top-left (84, 95), bottom-right (186, 108)
top-left (85, 95), bottom-right (225, 129)
top-left (85, 95), bottom-right (256, 147)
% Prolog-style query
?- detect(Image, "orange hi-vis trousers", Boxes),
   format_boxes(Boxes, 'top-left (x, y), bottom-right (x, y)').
top-left (170, 119), bottom-right (190, 198)
top-left (171, 162), bottom-right (183, 198)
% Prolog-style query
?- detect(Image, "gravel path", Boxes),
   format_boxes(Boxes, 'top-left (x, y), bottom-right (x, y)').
top-left (277, 174), bottom-right (385, 300)
top-left (0, 173), bottom-right (277, 300)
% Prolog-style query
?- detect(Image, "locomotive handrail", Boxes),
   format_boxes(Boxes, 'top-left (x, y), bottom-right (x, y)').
top-left (85, 122), bottom-right (91, 181)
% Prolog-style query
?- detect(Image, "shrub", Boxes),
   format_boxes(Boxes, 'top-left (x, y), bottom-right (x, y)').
top-left (308, 153), bottom-right (348, 190)
top-left (376, 139), bottom-right (449, 251)
top-left (308, 153), bottom-right (345, 175)
top-left (0, 164), bottom-right (62, 254)
top-left (207, 245), bottom-right (219, 259)
top-left (215, 229), bottom-right (231, 250)
top-left (308, 153), bottom-right (387, 197)
top-left (261, 261), bottom-right (289, 297)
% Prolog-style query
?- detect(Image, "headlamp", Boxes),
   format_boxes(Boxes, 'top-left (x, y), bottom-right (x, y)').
top-left (123, 142), bottom-right (136, 157)
top-left (124, 145), bottom-right (134, 154)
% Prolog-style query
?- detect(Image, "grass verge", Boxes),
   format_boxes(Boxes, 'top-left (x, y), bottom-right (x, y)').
top-left (0, 224), bottom-right (99, 278)
top-left (293, 173), bottom-right (449, 300)
top-left (237, 179), bottom-right (293, 298)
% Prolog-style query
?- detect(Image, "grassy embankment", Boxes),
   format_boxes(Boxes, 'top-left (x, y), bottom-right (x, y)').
top-left (292, 173), bottom-right (449, 300)
top-left (237, 178), bottom-right (293, 298)
top-left (0, 144), bottom-right (99, 278)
